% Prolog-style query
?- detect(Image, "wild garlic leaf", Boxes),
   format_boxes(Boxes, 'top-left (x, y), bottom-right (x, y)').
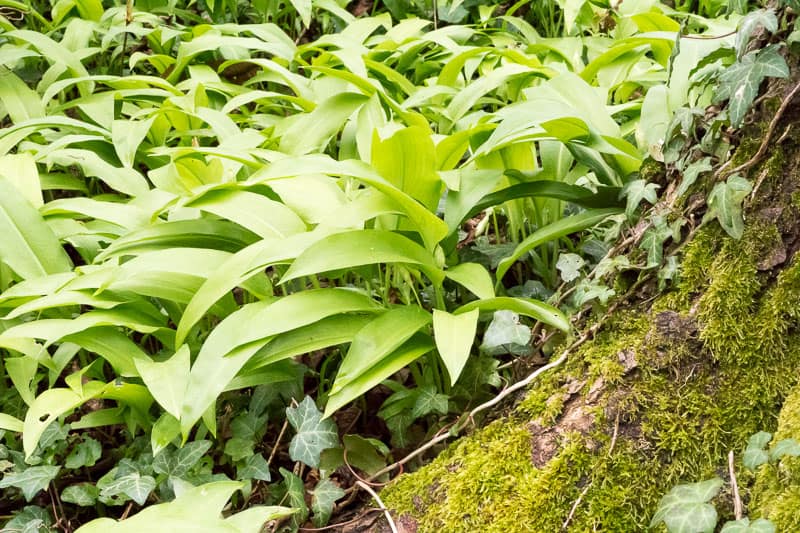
top-left (286, 397), bottom-right (339, 468)
top-left (311, 478), bottom-right (345, 527)
top-left (715, 45), bottom-right (789, 127)
top-left (0, 465), bottom-right (60, 501)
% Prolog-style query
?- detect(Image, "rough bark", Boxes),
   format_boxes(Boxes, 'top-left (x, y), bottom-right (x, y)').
top-left (362, 82), bottom-right (800, 532)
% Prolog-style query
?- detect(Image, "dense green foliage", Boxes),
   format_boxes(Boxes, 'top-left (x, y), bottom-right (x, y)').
top-left (0, 0), bottom-right (795, 530)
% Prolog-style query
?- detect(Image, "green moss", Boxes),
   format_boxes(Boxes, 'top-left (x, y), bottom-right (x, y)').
top-left (382, 222), bottom-right (800, 532)
top-left (752, 385), bottom-right (800, 530)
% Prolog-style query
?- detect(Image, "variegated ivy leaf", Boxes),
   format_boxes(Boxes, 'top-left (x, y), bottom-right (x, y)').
top-left (0, 465), bottom-right (60, 501)
top-left (61, 483), bottom-right (100, 507)
top-left (153, 440), bottom-right (212, 478)
top-left (99, 472), bottom-right (156, 506)
top-left (311, 478), bottom-right (345, 527)
top-left (650, 478), bottom-right (723, 533)
top-left (286, 397), bottom-right (339, 468)
top-left (620, 179), bottom-right (660, 217)
top-left (704, 175), bottom-right (752, 239)
top-left (556, 253), bottom-right (586, 282)
top-left (715, 45), bottom-right (789, 127)
top-left (735, 9), bottom-right (778, 58)
top-left (720, 517), bottom-right (776, 533)
top-left (237, 454), bottom-right (271, 482)
top-left (411, 386), bottom-right (449, 419)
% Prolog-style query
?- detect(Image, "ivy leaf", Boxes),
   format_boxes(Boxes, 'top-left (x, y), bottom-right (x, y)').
top-left (280, 467), bottom-right (309, 525)
top-left (286, 397), bottom-right (339, 468)
top-left (620, 179), bottom-right (660, 217)
top-left (61, 483), bottom-right (100, 507)
top-left (676, 157), bottom-right (712, 198)
top-left (721, 518), bottom-right (776, 533)
top-left (224, 438), bottom-right (255, 462)
top-left (99, 472), bottom-right (156, 506)
top-left (704, 175), bottom-right (752, 239)
top-left (311, 478), bottom-right (345, 527)
top-left (770, 438), bottom-right (800, 461)
top-left (237, 454), bottom-right (271, 482)
top-left (743, 431), bottom-right (772, 469)
top-left (715, 45), bottom-right (789, 127)
top-left (650, 478), bottom-right (723, 533)
top-left (640, 217), bottom-right (673, 268)
top-left (411, 386), bottom-right (450, 418)
top-left (0, 465), bottom-right (60, 501)
top-left (556, 253), bottom-right (585, 282)
top-left (735, 10), bottom-right (778, 58)
top-left (4, 506), bottom-right (52, 533)
top-left (65, 437), bottom-right (102, 469)
top-left (480, 310), bottom-right (531, 356)
top-left (153, 440), bottom-right (212, 478)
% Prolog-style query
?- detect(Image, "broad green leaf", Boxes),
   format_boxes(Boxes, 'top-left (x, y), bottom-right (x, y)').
top-left (134, 345), bottom-right (190, 419)
top-left (496, 208), bottom-right (623, 280)
top-left (325, 333), bottom-right (434, 417)
top-left (112, 117), bottom-right (154, 169)
top-left (282, 229), bottom-right (444, 285)
top-left (186, 189), bottom-right (306, 239)
top-left (78, 481), bottom-right (295, 533)
top-left (286, 397), bottom-right (339, 468)
top-left (455, 297), bottom-right (569, 332)
top-left (150, 413), bottom-right (181, 457)
top-left (279, 93), bottom-right (369, 155)
top-left (0, 68), bottom-right (44, 124)
top-left (23, 385), bottom-right (103, 458)
top-left (371, 126), bottom-right (442, 212)
top-left (331, 306), bottom-right (432, 394)
top-left (311, 478), bottom-right (345, 527)
top-left (704, 175), bottom-right (752, 239)
top-left (341, 434), bottom-right (388, 476)
top-left (0, 153), bottom-right (42, 207)
top-left (64, 437), bottom-right (101, 469)
top-left (445, 263), bottom-right (495, 300)
top-left (0, 176), bottom-right (72, 280)
top-left (720, 518), bottom-right (776, 533)
top-left (46, 148), bottom-right (149, 197)
top-left (0, 466), bottom-right (60, 501)
top-left (0, 412), bottom-right (24, 432)
top-left (433, 308), bottom-right (478, 385)
top-left (181, 289), bottom-right (380, 435)
top-left (481, 310), bottom-right (531, 355)
top-left (63, 327), bottom-right (149, 378)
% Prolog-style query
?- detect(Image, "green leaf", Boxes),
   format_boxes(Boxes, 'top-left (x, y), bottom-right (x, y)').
top-left (0, 466), bottom-right (60, 501)
top-left (556, 253), bottom-right (585, 282)
top-left (23, 386), bottom-right (102, 459)
top-left (325, 333), bottom-right (434, 417)
top-left (286, 397), bottom-right (339, 468)
top-left (433, 308), bottom-right (478, 385)
top-left (0, 413), bottom-right (24, 432)
top-left (3, 506), bottom-right (53, 533)
top-left (620, 179), bottom-right (660, 217)
top-left (153, 440), bottom-right (213, 478)
top-left (78, 481), bottom-right (295, 533)
top-left (0, 68), bottom-right (44, 124)
top-left (0, 176), bottom-right (72, 280)
top-left (650, 478), bottom-right (723, 533)
top-left (65, 437), bottom-right (102, 469)
top-left (721, 518), bottom-right (776, 533)
top-left (412, 386), bottom-right (450, 418)
top-left (704, 175), bottom-right (752, 239)
top-left (715, 45), bottom-right (789, 127)
top-left (342, 435), bottom-right (387, 476)
top-left (61, 484), bottom-right (100, 507)
top-left (279, 93), bottom-right (369, 155)
top-left (770, 438), bottom-right (800, 461)
top-left (496, 208), bottom-right (622, 280)
top-left (311, 478), bottom-right (345, 527)
top-left (444, 263), bottom-right (495, 299)
top-left (480, 310), bottom-right (532, 355)
top-left (735, 10), bottom-right (778, 58)
top-left (134, 345), bottom-right (190, 420)
top-left (281, 230), bottom-right (444, 286)
top-left (99, 472), bottom-right (156, 506)
top-left (238, 454), bottom-right (271, 482)
top-left (455, 297), bottom-right (569, 333)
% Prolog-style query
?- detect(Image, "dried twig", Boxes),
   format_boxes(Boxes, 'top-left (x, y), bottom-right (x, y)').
top-left (268, 417), bottom-right (290, 468)
top-left (356, 481), bottom-right (399, 533)
top-left (729, 450), bottom-right (743, 520)
top-left (562, 483), bottom-right (592, 531)
top-left (297, 508), bottom-right (383, 532)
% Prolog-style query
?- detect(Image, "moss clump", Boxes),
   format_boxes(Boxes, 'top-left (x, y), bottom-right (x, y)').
top-left (751, 385), bottom-right (800, 530)
top-left (382, 221), bottom-right (800, 532)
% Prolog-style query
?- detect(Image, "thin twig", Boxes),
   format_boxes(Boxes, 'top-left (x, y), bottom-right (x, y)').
top-left (355, 481), bottom-right (399, 533)
top-left (297, 508), bottom-right (382, 531)
top-left (729, 450), bottom-right (743, 520)
top-left (717, 78), bottom-right (800, 181)
top-left (268, 417), bottom-right (290, 467)
top-left (562, 483), bottom-right (592, 531)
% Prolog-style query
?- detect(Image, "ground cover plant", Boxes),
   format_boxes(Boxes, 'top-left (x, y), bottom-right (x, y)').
top-left (0, 0), bottom-right (792, 530)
